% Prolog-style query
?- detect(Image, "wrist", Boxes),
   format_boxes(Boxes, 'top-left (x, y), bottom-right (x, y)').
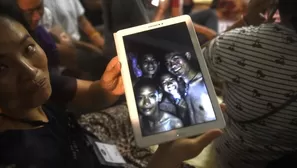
top-left (91, 34), bottom-right (104, 47)
top-left (148, 148), bottom-right (183, 168)
top-left (90, 32), bottom-right (101, 40)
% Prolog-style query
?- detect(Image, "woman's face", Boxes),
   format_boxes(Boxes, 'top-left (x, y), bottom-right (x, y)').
top-left (0, 17), bottom-right (51, 112)
top-left (18, 0), bottom-right (44, 29)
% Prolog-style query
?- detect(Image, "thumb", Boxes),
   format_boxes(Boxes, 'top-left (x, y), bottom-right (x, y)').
top-left (191, 129), bottom-right (223, 153)
top-left (105, 56), bottom-right (120, 71)
top-left (103, 57), bottom-right (121, 80)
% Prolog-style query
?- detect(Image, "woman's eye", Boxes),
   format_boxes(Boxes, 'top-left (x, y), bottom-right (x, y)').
top-left (25, 45), bottom-right (36, 55)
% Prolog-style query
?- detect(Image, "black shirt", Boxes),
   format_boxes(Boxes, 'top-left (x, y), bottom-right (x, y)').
top-left (49, 74), bottom-right (77, 104)
top-left (0, 103), bottom-right (99, 168)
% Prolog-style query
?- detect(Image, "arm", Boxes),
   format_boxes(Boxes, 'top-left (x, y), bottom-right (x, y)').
top-left (171, 0), bottom-right (183, 17)
top-left (71, 79), bottom-right (119, 110)
top-left (56, 43), bottom-right (78, 70)
top-left (70, 57), bottom-right (124, 110)
top-left (147, 130), bottom-right (222, 168)
top-left (78, 15), bottom-right (105, 48)
top-left (50, 26), bottom-right (102, 55)
top-left (194, 23), bottom-right (217, 40)
top-left (152, 0), bottom-right (170, 22)
top-left (72, 40), bottom-right (102, 54)
top-left (82, 0), bottom-right (102, 11)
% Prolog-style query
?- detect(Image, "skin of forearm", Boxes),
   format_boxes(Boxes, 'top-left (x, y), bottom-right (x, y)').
top-left (153, 9), bottom-right (166, 21)
top-left (171, 7), bottom-right (182, 17)
top-left (194, 24), bottom-right (217, 40)
top-left (73, 40), bottom-right (102, 54)
top-left (71, 79), bottom-right (119, 110)
top-left (153, 0), bottom-right (171, 21)
top-left (78, 16), bottom-right (104, 47)
top-left (147, 148), bottom-right (182, 168)
top-left (88, 80), bottom-right (119, 109)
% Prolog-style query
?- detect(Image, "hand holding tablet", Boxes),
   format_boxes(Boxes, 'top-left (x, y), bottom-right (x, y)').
top-left (148, 129), bottom-right (223, 168)
top-left (114, 15), bottom-right (225, 147)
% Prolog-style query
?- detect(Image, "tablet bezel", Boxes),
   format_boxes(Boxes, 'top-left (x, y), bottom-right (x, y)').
top-left (114, 15), bottom-right (225, 148)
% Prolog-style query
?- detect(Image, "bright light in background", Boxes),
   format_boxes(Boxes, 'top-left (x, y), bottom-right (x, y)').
top-left (151, 0), bottom-right (165, 7)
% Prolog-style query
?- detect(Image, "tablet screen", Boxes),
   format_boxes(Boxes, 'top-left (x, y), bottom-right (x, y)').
top-left (123, 22), bottom-right (217, 137)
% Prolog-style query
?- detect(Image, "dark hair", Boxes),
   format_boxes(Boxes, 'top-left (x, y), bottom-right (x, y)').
top-left (138, 54), bottom-right (159, 67)
top-left (134, 78), bottom-right (160, 95)
top-left (165, 52), bottom-right (187, 61)
top-left (0, 0), bottom-right (35, 37)
top-left (210, 0), bottom-right (219, 9)
top-left (159, 72), bottom-right (187, 98)
top-left (137, 53), bottom-right (161, 78)
top-left (278, 0), bottom-right (297, 32)
top-left (159, 72), bottom-right (176, 85)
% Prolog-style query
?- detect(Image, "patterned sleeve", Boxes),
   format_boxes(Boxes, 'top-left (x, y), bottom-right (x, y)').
top-left (202, 36), bottom-right (221, 80)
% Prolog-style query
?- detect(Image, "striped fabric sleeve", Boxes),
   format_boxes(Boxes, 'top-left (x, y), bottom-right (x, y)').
top-left (202, 36), bottom-right (221, 80)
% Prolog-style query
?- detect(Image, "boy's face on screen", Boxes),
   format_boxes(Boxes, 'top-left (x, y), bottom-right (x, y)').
top-left (160, 74), bottom-right (179, 95)
top-left (165, 54), bottom-right (190, 77)
top-left (141, 54), bottom-right (158, 76)
top-left (136, 85), bottom-right (159, 117)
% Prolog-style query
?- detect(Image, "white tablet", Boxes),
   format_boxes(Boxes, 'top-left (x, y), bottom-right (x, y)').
top-left (114, 15), bottom-right (225, 147)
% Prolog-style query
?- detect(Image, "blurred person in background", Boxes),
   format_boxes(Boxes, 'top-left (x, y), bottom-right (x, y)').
top-left (43, 0), bottom-right (105, 49)
top-left (149, 0), bottom-right (217, 45)
top-left (183, 0), bottom-right (194, 14)
top-left (80, 0), bottom-right (104, 29)
top-left (79, 0), bottom-right (104, 44)
top-left (211, 0), bottom-right (248, 33)
top-left (17, 0), bottom-right (109, 80)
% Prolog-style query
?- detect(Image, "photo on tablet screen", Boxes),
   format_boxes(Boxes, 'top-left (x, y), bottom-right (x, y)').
top-left (123, 22), bottom-right (216, 137)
